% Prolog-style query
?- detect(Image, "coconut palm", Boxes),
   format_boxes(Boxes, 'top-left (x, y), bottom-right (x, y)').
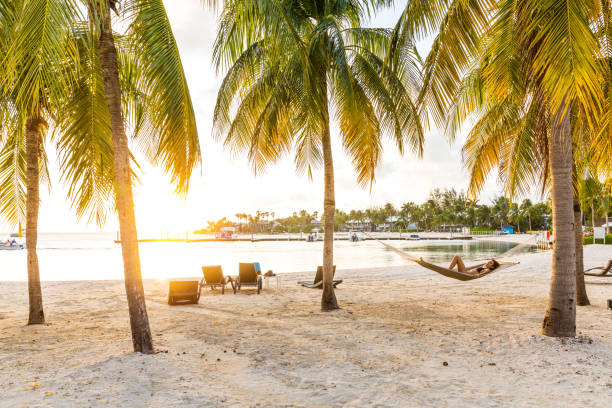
top-left (395, 0), bottom-right (604, 336)
top-left (0, 0), bottom-right (84, 325)
top-left (83, 0), bottom-right (200, 352)
top-left (520, 199), bottom-right (533, 231)
top-left (210, 0), bottom-right (424, 310)
top-left (2, 2), bottom-right (199, 346)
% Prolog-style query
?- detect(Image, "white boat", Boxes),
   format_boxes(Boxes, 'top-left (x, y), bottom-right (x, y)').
top-left (0, 242), bottom-right (25, 250)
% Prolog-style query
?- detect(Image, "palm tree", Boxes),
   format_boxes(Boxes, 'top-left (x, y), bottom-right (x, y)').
top-left (508, 202), bottom-right (521, 233)
top-left (3, 1), bottom-right (199, 346)
top-left (210, 1), bottom-right (423, 310)
top-left (395, 0), bottom-right (603, 336)
top-left (235, 213), bottom-right (247, 231)
top-left (458, 16), bottom-right (598, 307)
top-left (520, 199), bottom-right (534, 231)
top-left (86, 1), bottom-right (200, 352)
top-left (1, 0), bottom-right (85, 325)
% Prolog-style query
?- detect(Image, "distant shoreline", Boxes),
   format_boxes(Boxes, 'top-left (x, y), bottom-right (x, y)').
top-left (114, 231), bottom-right (538, 244)
top-left (113, 236), bottom-right (475, 243)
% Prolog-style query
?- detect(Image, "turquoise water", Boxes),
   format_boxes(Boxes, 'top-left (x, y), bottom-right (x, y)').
top-left (398, 240), bottom-right (534, 263)
top-left (0, 233), bottom-right (533, 281)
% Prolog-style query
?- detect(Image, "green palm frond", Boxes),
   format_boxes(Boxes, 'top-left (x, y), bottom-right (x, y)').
top-left (212, 0), bottom-right (424, 188)
top-left (0, 109), bottom-right (26, 228)
top-left (444, 62), bottom-right (484, 142)
top-left (54, 22), bottom-right (115, 226)
top-left (293, 108), bottom-right (324, 180)
top-left (521, 0), bottom-right (604, 121)
top-left (359, 48), bottom-right (424, 154)
top-left (499, 92), bottom-right (549, 200)
top-left (125, 0), bottom-right (201, 194)
top-left (407, 0), bottom-right (495, 126)
top-left (462, 99), bottom-right (521, 198)
top-left (334, 72), bottom-right (381, 187)
top-left (212, 0), bottom-right (308, 73)
top-left (4, 0), bottom-right (81, 114)
top-left (439, 0), bottom-right (608, 205)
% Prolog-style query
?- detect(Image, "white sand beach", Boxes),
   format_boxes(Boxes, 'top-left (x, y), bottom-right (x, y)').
top-left (1, 245), bottom-right (611, 407)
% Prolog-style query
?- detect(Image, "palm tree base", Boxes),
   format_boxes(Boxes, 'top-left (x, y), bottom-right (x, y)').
top-left (321, 304), bottom-right (340, 312)
top-left (541, 316), bottom-right (576, 338)
top-left (27, 313), bottom-right (44, 325)
top-left (321, 283), bottom-right (340, 311)
top-left (540, 328), bottom-right (576, 338)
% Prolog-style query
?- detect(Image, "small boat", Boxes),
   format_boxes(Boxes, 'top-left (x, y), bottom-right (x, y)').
top-left (0, 242), bottom-right (25, 250)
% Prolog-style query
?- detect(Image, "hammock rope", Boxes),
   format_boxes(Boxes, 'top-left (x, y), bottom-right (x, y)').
top-left (370, 236), bottom-right (519, 281)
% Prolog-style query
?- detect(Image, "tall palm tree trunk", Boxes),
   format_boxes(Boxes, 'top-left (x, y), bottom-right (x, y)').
top-left (98, 5), bottom-right (153, 353)
top-left (591, 203), bottom-right (596, 232)
top-left (541, 101), bottom-right (576, 337)
top-left (25, 114), bottom-right (44, 325)
top-left (574, 196), bottom-right (589, 306)
top-left (321, 78), bottom-right (339, 312)
top-left (528, 213), bottom-right (532, 231)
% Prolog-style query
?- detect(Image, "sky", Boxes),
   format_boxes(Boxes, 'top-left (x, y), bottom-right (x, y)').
top-left (1, 1), bottom-right (507, 234)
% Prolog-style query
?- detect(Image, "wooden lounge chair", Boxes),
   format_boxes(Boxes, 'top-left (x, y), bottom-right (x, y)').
top-left (235, 263), bottom-right (263, 294)
top-left (298, 266), bottom-right (342, 289)
top-left (201, 265), bottom-right (234, 294)
top-left (584, 260), bottom-right (612, 277)
top-left (168, 280), bottom-right (201, 305)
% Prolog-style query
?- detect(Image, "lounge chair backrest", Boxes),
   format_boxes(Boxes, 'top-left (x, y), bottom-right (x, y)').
top-left (169, 280), bottom-right (199, 295)
top-left (314, 265), bottom-right (336, 284)
top-left (202, 265), bottom-right (224, 284)
top-left (605, 260), bottom-right (612, 271)
top-left (239, 263), bottom-right (258, 283)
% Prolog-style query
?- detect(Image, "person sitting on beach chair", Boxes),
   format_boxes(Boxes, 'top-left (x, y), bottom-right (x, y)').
top-left (448, 256), bottom-right (500, 277)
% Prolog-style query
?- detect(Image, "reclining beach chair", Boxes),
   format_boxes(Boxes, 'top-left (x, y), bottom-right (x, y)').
top-left (168, 280), bottom-right (201, 305)
top-left (584, 260), bottom-right (612, 277)
top-left (235, 263), bottom-right (263, 294)
top-left (298, 266), bottom-right (342, 289)
top-left (201, 265), bottom-right (234, 294)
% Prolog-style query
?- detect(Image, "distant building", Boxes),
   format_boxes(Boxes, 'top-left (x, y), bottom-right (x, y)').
top-left (343, 219), bottom-right (372, 232)
top-left (375, 216), bottom-right (404, 232)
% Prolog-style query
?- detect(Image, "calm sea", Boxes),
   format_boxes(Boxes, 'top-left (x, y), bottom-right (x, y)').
top-left (0, 233), bottom-right (529, 281)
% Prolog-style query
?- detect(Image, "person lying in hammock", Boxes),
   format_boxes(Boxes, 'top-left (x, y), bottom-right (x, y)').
top-left (448, 256), bottom-right (500, 277)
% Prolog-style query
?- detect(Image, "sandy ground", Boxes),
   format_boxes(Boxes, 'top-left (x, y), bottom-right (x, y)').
top-left (0, 244), bottom-right (611, 407)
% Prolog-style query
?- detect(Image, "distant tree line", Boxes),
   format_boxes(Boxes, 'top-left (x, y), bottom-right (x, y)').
top-left (333, 189), bottom-right (552, 232)
top-left (196, 188), bottom-right (553, 233)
